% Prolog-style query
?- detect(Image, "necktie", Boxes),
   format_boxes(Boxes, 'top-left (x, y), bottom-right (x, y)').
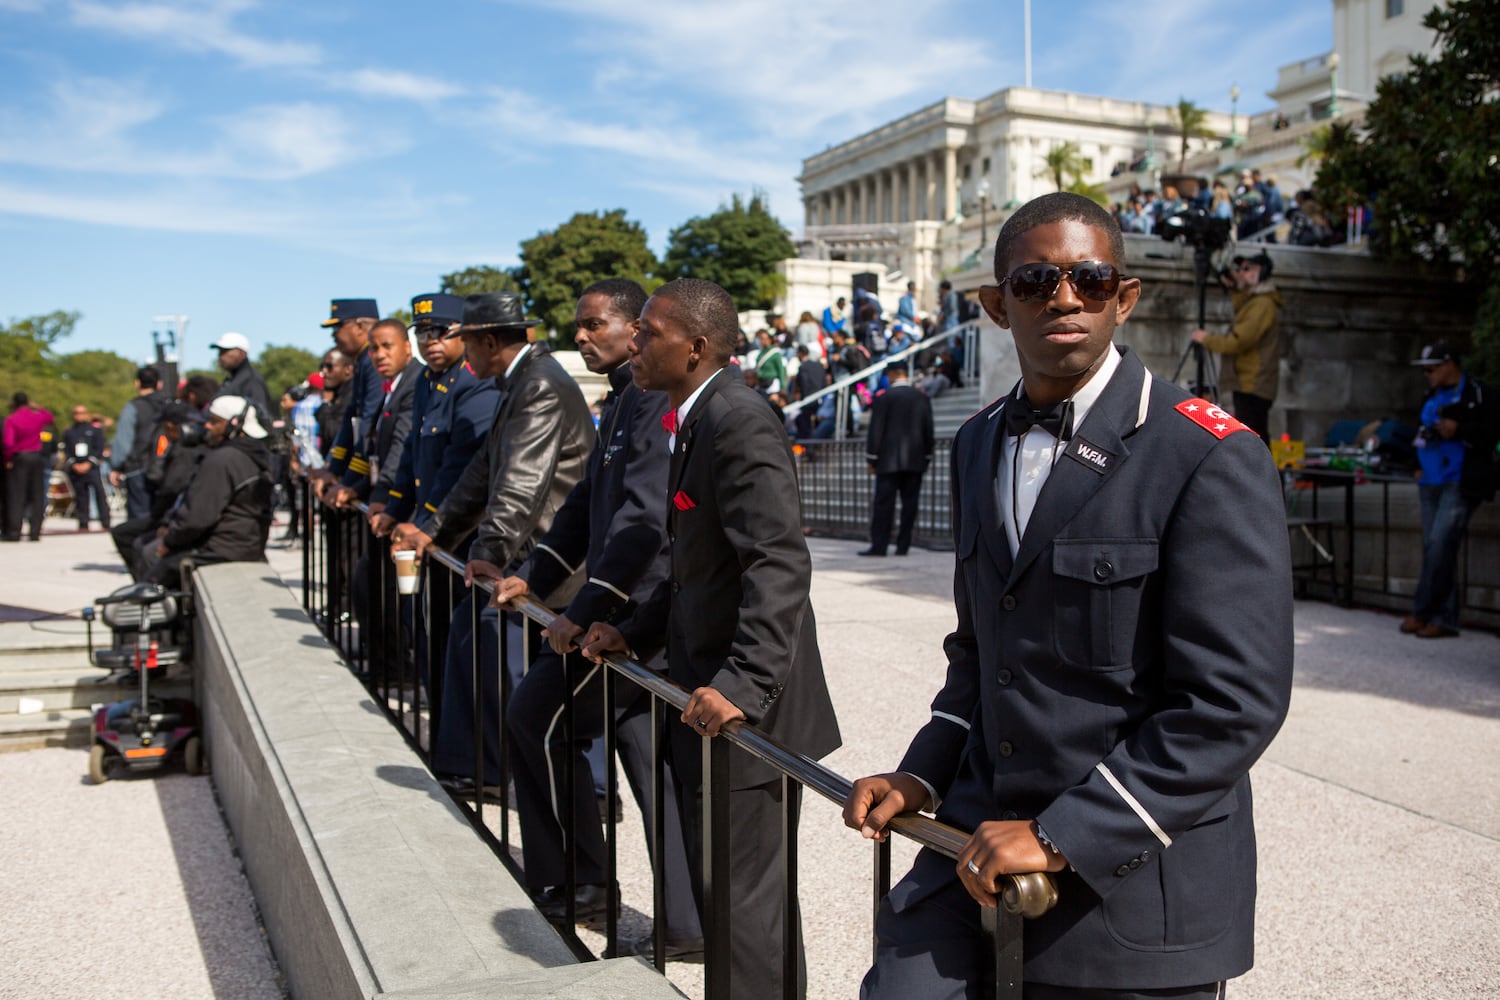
top-left (662, 410), bottom-right (677, 435)
top-left (381, 379), bottom-right (394, 394)
top-left (1003, 398), bottom-right (1073, 440)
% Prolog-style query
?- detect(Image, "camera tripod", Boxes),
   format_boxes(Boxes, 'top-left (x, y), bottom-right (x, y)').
top-left (1169, 242), bottom-right (1219, 402)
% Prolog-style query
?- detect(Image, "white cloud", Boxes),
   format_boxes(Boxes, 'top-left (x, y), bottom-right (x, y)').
top-left (69, 0), bottom-right (321, 68)
top-left (0, 180), bottom-right (301, 235)
top-left (0, 78), bottom-right (396, 180)
top-left (500, 0), bottom-right (990, 140)
top-left (331, 68), bottom-right (465, 103)
top-left (481, 85), bottom-right (792, 196)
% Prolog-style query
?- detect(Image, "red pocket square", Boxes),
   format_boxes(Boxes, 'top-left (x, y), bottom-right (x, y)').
top-left (672, 490), bottom-right (696, 511)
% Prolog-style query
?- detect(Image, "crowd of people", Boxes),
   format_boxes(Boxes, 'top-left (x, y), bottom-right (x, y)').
top-left (1112, 167), bottom-right (1341, 247)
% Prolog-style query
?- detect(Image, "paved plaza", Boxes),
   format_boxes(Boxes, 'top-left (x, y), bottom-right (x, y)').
top-left (0, 516), bottom-right (1496, 998)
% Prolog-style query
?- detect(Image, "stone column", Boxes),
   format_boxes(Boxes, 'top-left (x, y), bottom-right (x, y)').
top-left (876, 169), bottom-right (888, 224)
top-left (907, 160), bottom-right (919, 222)
top-left (864, 175), bottom-right (876, 226)
top-left (918, 154), bottom-right (930, 220)
top-left (943, 146), bottom-right (958, 222)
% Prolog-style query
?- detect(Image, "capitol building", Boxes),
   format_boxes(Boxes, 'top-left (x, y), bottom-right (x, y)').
top-left (779, 0), bottom-right (1442, 319)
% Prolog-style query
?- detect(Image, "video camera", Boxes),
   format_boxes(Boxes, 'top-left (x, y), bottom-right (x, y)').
top-left (1159, 207), bottom-right (1232, 253)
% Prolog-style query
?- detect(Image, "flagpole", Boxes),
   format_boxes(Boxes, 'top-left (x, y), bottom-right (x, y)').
top-left (1024, 0), bottom-right (1032, 88)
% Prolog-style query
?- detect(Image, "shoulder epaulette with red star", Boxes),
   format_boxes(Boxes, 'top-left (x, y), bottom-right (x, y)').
top-left (1174, 399), bottom-right (1253, 439)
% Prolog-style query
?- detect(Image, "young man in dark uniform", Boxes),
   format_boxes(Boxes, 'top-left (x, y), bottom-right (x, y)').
top-left (581, 277), bottom-right (841, 998)
top-left (62, 405), bottom-right (111, 531)
top-left (847, 193), bottom-right (1294, 999)
top-left (491, 279), bottom-right (701, 954)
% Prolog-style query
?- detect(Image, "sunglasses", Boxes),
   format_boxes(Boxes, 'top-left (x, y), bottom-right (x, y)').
top-left (998, 260), bottom-right (1123, 302)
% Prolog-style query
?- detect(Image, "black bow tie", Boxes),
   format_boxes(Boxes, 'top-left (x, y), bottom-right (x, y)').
top-left (1004, 398), bottom-right (1074, 440)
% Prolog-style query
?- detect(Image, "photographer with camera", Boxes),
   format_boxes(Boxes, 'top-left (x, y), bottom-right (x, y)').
top-left (1190, 250), bottom-right (1283, 442)
top-left (1401, 341), bottom-right (1499, 639)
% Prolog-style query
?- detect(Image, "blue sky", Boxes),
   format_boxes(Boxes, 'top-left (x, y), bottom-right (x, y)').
top-left (0, 0), bottom-right (1331, 366)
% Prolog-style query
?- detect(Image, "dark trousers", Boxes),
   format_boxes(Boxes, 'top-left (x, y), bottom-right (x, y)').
top-left (111, 516), bottom-right (157, 579)
top-left (674, 746), bottom-right (806, 999)
top-left (67, 467), bottom-right (110, 529)
top-left (352, 547), bottom-right (405, 679)
top-left (869, 470), bottom-right (924, 554)
top-left (124, 473), bottom-right (153, 521)
top-left (146, 549), bottom-right (232, 589)
top-left (432, 594), bottom-right (534, 783)
top-left (3, 451), bottom-right (48, 540)
top-left (508, 650), bottom-right (703, 939)
top-left (1414, 481), bottom-right (1476, 629)
top-left (862, 876), bottom-right (1223, 1000)
top-left (1229, 392), bottom-right (1271, 443)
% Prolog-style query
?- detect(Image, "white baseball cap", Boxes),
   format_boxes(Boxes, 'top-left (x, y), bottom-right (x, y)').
top-left (206, 395), bottom-right (268, 438)
top-left (212, 331), bottom-right (251, 353)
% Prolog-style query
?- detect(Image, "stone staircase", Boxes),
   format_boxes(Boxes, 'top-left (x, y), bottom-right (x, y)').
top-left (0, 619), bottom-right (192, 751)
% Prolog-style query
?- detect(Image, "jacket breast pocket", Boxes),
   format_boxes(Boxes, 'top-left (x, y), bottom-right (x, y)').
top-left (1051, 538), bottom-right (1158, 669)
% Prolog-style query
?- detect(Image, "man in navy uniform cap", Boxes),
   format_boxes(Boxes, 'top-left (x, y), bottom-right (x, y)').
top-left (308, 298), bottom-right (382, 621)
top-left (372, 293), bottom-right (500, 699)
top-left (311, 298), bottom-right (383, 497)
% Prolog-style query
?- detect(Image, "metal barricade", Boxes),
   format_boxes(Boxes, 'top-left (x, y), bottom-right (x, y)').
top-left (295, 477), bottom-right (1056, 998)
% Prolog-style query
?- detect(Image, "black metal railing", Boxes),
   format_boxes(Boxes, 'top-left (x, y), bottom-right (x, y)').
top-left (296, 479), bottom-right (1056, 998)
top-left (795, 438), bottom-right (954, 549)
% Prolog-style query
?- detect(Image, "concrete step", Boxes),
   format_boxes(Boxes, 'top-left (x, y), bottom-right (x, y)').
top-left (0, 668), bottom-right (192, 715)
top-left (0, 706), bottom-right (94, 751)
top-left (0, 620), bottom-right (93, 656)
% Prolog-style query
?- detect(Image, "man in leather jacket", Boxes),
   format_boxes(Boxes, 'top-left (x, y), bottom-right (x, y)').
top-left (394, 291), bottom-right (593, 795)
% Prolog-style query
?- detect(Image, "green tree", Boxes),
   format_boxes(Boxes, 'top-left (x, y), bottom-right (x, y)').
top-left (1169, 98), bottom-right (1215, 175)
top-left (661, 192), bottom-right (796, 310)
top-left (1314, 0), bottom-right (1500, 380)
top-left (0, 311), bottom-right (139, 420)
top-left (1036, 142), bottom-right (1084, 192)
top-left (440, 265), bottom-right (520, 297)
top-left (257, 344), bottom-right (323, 399)
top-left (517, 210), bottom-right (658, 341)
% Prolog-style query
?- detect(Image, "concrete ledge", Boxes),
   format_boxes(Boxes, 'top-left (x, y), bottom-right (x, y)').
top-left (192, 562), bottom-right (684, 1000)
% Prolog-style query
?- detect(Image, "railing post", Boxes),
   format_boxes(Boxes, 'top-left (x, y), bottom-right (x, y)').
top-left (650, 695), bottom-right (667, 972)
top-left (781, 773), bottom-right (797, 1000)
top-left (470, 586), bottom-right (483, 813)
top-left (562, 647), bottom-right (578, 929)
top-left (300, 479), bottom-right (310, 612)
top-left (871, 837), bottom-right (890, 959)
top-left (702, 733), bottom-right (732, 999)
top-left (983, 900), bottom-right (1024, 1000)
top-left (603, 663), bottom-right (619, 953)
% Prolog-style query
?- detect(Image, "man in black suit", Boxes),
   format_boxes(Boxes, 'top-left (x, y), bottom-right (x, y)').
top-left (582, 277), bottom-right (841, 998)
top-left (492, 279), bottom-right (701, 952)
top-left (860, 362), bottom-right (934, 556)
top-left (332, 318), bottom-right (424, 676)
top-left (845, 193), bottom-right (1293, 998)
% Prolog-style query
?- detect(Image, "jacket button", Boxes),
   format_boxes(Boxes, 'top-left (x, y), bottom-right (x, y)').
top-left (1094, 560), bottom-right (1113, 581)
top-left (1001, 810), bottom-right (1018, 821)
top-left (997, 741), bottom-right (1013, 757)
top-left (667, 531), bottom-right (675, 543)
top-left (1001, 594), bottom-right (1017, 611)
top-left (997, 668), bottom-right (1013, 685)
top-left (1115, 865), bottom-right (1131, 877)
top-left (670, 579), bottom-right (680, 593)
top-left (1129, 858), bottom-right (1143, 870)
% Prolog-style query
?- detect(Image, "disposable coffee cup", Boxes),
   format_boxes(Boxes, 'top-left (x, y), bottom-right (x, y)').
top-left (393, 549), bottom-right (420, 595)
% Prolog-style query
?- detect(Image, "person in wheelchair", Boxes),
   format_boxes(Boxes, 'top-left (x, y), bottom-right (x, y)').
top-left (141, 395), bottom-right (273, 588)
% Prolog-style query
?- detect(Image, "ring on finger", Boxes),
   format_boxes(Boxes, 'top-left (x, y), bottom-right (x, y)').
top-left (695, 719), bottom-right (708, 730)
top-left (966, 858), bottom-right (982, 876)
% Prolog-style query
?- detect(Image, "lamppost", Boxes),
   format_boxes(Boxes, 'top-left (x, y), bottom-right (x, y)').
top-left (1228, 84), bottom-right (1243, 147)
top-left (977, 176), bottom-right (991, 254)
top-left (1326, 52), bottom-right (1342, 119)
